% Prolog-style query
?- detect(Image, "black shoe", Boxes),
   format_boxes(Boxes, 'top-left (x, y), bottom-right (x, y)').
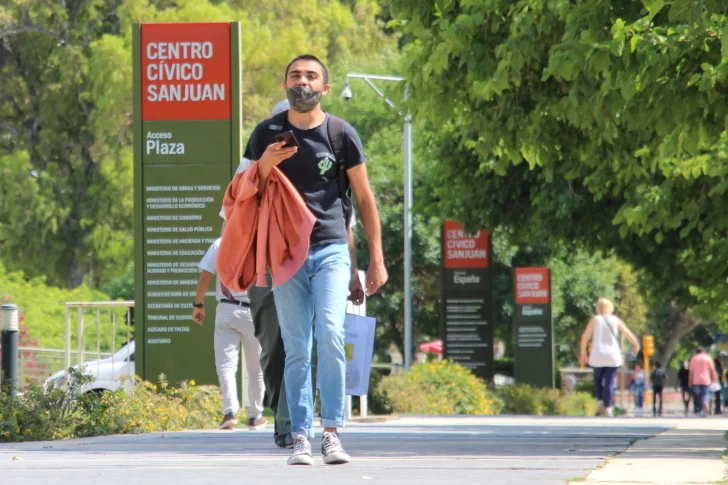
top-left (274, 432), bottom-right (294, 449)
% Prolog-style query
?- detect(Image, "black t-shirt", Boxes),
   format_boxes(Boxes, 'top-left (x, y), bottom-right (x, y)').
top-left (244, 113), bottom-right (366, 245)
top-left (677, 368), bottom-right (689, 388)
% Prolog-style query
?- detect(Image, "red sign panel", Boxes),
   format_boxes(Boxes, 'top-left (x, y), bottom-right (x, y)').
top-left (514, 267), bottom-right (550, 304)
top-left (141, 23), bottom-right (231, 121)
top-left (443, 220), bottom-right (489, 269)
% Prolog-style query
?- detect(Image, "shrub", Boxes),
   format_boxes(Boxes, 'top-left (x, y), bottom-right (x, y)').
top-left (497, 384), bottom-right (550, 415)
top-left (496, 384), bottom-right (597, 416)
top-left (377, 361), bottom-right (502, 415)
top-left (555, 392), bottom-right (598, 416)
top-left (0, 372), bottom-right (222, 442)
top-left (0, 369), bottom-right (95, 441)
top-left (356, 369), bottom-right (392, 415)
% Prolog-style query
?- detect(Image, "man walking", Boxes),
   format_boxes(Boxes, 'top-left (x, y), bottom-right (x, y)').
top-left (650, 361), bottom-right (666, 417)
top-left (247, 54), bottom-right (386, 465)
top-left (713, 353), bottom-right (723, 414)
top-left (192, 238), bottom-right (267, 431)
top-left (689, 347), bottom-right (718, 417)
top-left (220, 98), bottom-right (365, 449)
top-left (676, 360), bottom-right (691, 415)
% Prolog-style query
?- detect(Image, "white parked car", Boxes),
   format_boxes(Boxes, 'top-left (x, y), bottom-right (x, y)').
top-left (44, 341), bottom-right (136, 394)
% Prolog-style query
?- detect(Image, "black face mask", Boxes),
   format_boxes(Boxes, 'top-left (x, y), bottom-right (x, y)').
top-left (286, 86), bottom-right (323, 113)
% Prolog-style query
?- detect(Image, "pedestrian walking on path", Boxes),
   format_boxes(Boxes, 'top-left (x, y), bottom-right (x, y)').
top-left (689, 347), bottom-right (718, 417)
top-left (241, 54), bottom-right (387, 466)
top-left (650, 361), bottom-right (666, 416)
top-left (192, 238), bottom-right (267, 431)
top-left (676, 360), bottom-right (692, 415)
top-left (632, 363), bottom-right (647, 416)
top-left (580, 297), bottom-right (640, 417)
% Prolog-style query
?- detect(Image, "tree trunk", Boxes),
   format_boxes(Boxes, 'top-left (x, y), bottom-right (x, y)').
top-left (69, 254), bottom-right (83, 289)
top-left (655, 302), bottom-right (703, 367)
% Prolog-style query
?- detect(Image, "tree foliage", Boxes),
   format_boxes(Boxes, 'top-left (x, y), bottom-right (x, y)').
top-left (391, 0), bottom-right (728, 324)
top-left (0, 0), bottom-right (394, 288)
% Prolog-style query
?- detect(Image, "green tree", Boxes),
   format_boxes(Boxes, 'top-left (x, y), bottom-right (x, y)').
top-left (325, 54), bottom-right (443, 359)
top-left (0, 0), bottom-right (396, 288)
top-left (390, 0), bottom-right (728, 356)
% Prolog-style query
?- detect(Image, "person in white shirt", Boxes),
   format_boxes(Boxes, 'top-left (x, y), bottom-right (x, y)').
top-left (192, 238), bottom-right (267, 431)
top-left (580, 297), bottom-right (640, 417)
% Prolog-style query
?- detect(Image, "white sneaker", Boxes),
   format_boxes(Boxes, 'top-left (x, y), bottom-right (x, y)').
top-left (321, 431), bottom-right (350, 465)
top-left (288, 437), bottom-right (314, 466)
top-left (605, 407), bottom-right (614, 417)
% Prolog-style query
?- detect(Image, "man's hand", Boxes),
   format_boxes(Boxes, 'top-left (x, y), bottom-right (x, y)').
top-left (365, 260), bottom-right (388, 296)
top-left (349, 269), bottom-right (365, 305)
top-left (192, 307), bottom-right (205, 326)
top-left (257, 141), bottom-right (298, 193)
top-left (579, 352), bottom-right (587, 367)
top-left (259, 141), bottom-right (297, 171)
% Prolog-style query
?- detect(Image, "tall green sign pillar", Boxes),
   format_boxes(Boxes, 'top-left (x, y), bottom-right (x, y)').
top-left (513, 267), bottom-right (554, 388)
top-left (132, 22), bottom-right (242, 385)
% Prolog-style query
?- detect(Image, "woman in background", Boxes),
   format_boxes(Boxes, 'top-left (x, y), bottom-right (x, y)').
top-left (580, 297), bottom-right (641, 416)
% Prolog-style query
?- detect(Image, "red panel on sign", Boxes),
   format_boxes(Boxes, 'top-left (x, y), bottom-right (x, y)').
top-left (443, 220), bottom-right (489, 269)
top-left (141, 23), bottom-right (231, 121)
top-left (514, 267), bottom-right (550, 304)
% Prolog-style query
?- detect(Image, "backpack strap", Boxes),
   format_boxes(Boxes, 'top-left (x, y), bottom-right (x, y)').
top-left (326, 114), bottom-right (353, 227)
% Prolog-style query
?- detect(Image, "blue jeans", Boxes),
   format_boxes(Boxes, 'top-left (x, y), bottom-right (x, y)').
top-left (273, 242), bottom-right (350, 439)
top-left (693, 385), bottom-right (710, 414)
top-left (593, 366), bottom-right (618, 408)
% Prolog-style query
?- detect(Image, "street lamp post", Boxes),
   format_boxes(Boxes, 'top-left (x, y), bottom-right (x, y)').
top-left (342, 73), bottom-right (413, 370)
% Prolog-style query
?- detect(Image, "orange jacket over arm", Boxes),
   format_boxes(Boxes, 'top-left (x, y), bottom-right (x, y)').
top-left (216, 161), bottom-right (315, 292)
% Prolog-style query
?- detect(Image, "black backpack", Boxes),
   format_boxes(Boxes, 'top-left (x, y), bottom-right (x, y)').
top-left (651, 368), bottom-right (666, 388)
top-left (262, 110), bottom-right (353, 226)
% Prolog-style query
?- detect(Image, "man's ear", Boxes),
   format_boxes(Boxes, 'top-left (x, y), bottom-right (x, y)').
top-left (321, 83), bottom-right (331, 96)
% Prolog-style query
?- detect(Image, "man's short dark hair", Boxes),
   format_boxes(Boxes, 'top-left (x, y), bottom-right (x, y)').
top-left (285, 54), bottom-right (329, 84)
top-left (654, 361), bottom-right (661, 368)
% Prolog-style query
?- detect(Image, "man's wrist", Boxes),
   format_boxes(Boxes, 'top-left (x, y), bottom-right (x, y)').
top-left (193, 302), bottom-right (204, 308)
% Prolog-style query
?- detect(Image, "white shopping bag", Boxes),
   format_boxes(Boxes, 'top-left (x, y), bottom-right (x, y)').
top-left (343, 313), bottom-right (377, 396)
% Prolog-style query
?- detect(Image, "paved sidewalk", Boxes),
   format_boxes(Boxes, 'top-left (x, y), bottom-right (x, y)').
top-left (580, 420), bottom-right (727, 485)
top-left (0, 416), bottom-right (723, 485)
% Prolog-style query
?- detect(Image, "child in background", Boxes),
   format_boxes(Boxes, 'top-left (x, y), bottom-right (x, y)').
top-left (650, 361), bottom-right (666, 416)
top-left (631, 363), bottom-right (647, 416)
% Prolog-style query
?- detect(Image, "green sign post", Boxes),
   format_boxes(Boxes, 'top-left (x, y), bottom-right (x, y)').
top-left (441, 221), bottom-right (494, 382)
top-left (133, 22), bottom-right (241, 385)
top-left (513, 267), bottom-right (554, 388)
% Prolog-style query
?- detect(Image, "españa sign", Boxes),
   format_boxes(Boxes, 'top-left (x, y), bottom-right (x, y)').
top-left (513, 267), bottom-right (554, 388)
top-left (133, 22), bottom-right (241, 386)
top-left (441, 221), bottom-right (494, 381)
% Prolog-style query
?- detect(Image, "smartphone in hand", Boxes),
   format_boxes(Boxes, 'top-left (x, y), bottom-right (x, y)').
top-left (275, 131), bottom-right (300, 149)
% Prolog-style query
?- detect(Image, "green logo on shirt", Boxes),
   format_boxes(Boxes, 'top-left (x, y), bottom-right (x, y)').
top-left (318, 158), bottom-right (333, 176)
